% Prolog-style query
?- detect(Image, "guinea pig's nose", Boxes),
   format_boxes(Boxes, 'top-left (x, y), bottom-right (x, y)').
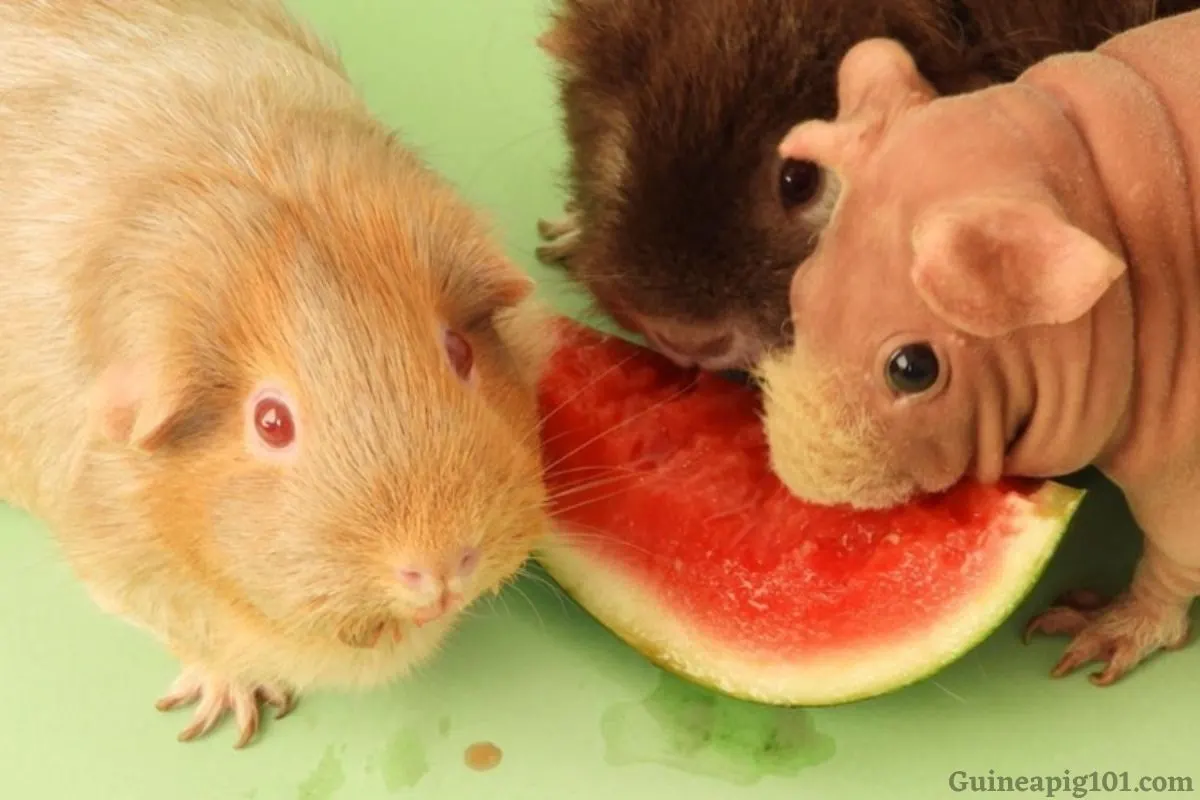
top-left (395, 566), bottom-right (432, 592)
top-left (396, 547), bottom-right (478, 590)
top-left (656, 331), bottom-right (734, 361)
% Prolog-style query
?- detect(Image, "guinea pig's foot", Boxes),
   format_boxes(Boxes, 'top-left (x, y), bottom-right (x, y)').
top-left (1024, 589), bottom-right (1191, 686)
top-left (535, 209), bottom-right (581, 267)
top-left (1021, 588), bottom-right (1109, 639)
top-left (155, 666), bottom-right (296, 748)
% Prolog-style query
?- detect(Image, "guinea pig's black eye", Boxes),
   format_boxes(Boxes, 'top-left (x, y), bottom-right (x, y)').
top-left (778, 158), bottom-right (822, 210)
top-left (885, 343), bottom-right (940, 395)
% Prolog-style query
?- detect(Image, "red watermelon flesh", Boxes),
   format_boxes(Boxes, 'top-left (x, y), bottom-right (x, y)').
top-left (536, 319), bottom-right (1084, 705)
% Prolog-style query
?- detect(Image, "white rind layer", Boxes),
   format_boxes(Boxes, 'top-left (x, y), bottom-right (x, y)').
top-left (538, 482), bottom-right (1084, 706)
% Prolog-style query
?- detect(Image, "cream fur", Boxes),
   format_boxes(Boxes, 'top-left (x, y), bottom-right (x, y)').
top-left (757, 343), bottom-right (915, 510)
top-left (0, 0), bottom-right (550, 746)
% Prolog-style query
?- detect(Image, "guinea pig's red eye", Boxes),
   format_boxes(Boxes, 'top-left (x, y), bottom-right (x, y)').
top-left (254, 396), bottom-right (295, 448)
top-left (779, 158), bottom-right (822, 210)
top-left (444, 328), bottom-right (473, 381)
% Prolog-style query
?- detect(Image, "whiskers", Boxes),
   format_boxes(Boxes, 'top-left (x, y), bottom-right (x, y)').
top-left (516, 563), bottom-right (569, 612)
top-left (542, 465), bottom-right (642, 507)
top-left (468, 564), bottom-right (566, 630)
top-left (536, 349), bottom-right (640, 437)
top-left (544, 522), bottom-right (657, 561)
top-left (540, 377), bottom-right (697, 476)
top-left (506, 579), bottom-right (546, 630)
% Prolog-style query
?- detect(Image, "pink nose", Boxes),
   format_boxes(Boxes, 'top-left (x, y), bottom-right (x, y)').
top-left (394, 546), bottom-right (480, 590)
top-left (395, 567), bottom-right (429, 591)
top-left (394, 546), bottom-right (479, 626)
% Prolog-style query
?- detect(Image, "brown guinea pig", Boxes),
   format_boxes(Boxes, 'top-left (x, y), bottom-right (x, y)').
top-left (534, 0), bottom-right (1194, 371)
top-left (0, 0), bottom-right (552, 748)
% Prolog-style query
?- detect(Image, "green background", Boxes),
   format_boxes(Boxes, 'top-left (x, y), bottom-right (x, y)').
top-left (2, 1), bottom-right (1197, 798)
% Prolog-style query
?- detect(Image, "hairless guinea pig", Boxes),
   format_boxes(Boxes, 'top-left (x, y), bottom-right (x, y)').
top-left (533, 0), bottom-right (1197, 372)
top-left (0, 0), bottom-right (551, 747)
top-left (758, 14), bottom-right (1200, 686)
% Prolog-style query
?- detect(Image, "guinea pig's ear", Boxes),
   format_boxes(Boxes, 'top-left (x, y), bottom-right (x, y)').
top-left (910, 197), bottom-right (1127, 338)
top-left (89, 361), bottom-right (185, 452)
top-left (778, 39), bottom-right (936, 173)
top-left (835, 38), bottom-right (937, 121)
top-left (452, 260), bottom-right (537, 328)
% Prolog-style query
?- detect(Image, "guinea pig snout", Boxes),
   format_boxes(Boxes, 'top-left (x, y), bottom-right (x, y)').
top-left (758, 344), bottom-right (919, 510)
top-left (393, 546), bottom-right (480, 626)
top-left (636, 316), bottom-right (759, 371)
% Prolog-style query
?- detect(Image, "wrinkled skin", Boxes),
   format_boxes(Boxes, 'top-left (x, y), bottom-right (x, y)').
top-left (534, 0), bottom-right (1193, 371)
top-left (758, 17), bottom-right (1200, 686)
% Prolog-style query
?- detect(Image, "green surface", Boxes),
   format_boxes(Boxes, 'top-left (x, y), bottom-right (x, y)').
top-left (2, 1), bottom-right (1198, 798)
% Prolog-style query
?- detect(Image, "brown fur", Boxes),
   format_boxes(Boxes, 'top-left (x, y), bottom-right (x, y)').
top-left (534, 0), bottom-right (1195, 370)
top-left (0, 0), bottom-right (552, 746)
top-left (759, 19), bottom-right (1200, 684)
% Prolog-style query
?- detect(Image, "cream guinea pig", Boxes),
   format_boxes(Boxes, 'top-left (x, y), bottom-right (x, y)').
top-left (0, 0), bottom-right (552, 747)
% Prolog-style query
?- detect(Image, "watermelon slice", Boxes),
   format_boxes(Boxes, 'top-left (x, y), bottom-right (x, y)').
top-left (536, 319), bottom-right (1084, 705)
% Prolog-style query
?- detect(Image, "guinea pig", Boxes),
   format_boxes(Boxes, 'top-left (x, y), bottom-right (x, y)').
top-left (756, 23), bottom-right (1200, 687)
top-left (0, 0), bottom-right (552, 747)
top-left (533, 0), bottom-right (1195, 371)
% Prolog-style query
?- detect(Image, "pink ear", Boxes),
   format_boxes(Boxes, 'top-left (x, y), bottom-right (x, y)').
top-left (778, 38), bottom-right (936, 172)
top-left (835, 38), bottom-right (937, 119)
top-left (450, 260), bottom-right (536, 328)
top-left (479, 262), bottom-right (535, 310)
top-left (89, 361), bottom-right (182, 452)
top-left (910, 197), bottom-right (1127, 338)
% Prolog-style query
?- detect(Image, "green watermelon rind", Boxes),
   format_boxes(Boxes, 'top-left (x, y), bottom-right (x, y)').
top-left (537, 480), bottom-right (1084, 707)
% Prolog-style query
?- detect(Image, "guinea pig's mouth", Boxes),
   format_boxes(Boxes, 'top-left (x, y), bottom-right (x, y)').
top-left (583, 286), bottom-right (769, 371)
top-left (758, 348), bottom-right (920, 510)
top-left (637, 319), bottom-right (765, 372)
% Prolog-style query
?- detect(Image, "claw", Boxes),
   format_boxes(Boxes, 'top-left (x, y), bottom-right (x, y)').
top-left (536, 217), bottom-right (575, 239)
top-left (1022, 589), bottom-right (1108, 644)
top-left (156, 666), bottom-right (296, 748)
top-left (1050, 642), bottom-right (1105, 679)
top-left (257, 685), bottom-right (297, 719)
top-left (154, 673), bottom-right (202, 712)
top-left (535, 208), bottom-right (582, 267)
top-left (1025, 587), bottom-right (1191, 686)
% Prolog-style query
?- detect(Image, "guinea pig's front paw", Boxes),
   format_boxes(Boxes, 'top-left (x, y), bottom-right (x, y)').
top-left (1023, 588), bottom-right (1191, 686)
top-left (155, 665), bottom-right (296, 749)
top-left (535, 205), bottom-right (581, 267)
